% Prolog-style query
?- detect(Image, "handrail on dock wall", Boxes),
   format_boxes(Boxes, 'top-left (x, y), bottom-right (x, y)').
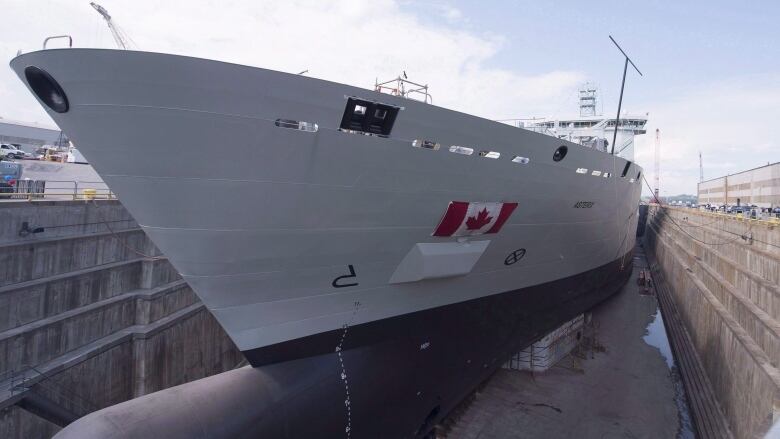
top-left (665, 206), bottom-right (780, 227)
top-left (1, 180), bottom-right (115, 201)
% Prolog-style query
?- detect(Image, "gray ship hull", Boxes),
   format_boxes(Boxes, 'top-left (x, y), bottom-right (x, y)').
top-left (11, 49), bottom-right (642, 437)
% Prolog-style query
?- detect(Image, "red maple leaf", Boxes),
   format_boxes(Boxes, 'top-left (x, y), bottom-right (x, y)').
top-left (465, 208), bottom-right (493, 230)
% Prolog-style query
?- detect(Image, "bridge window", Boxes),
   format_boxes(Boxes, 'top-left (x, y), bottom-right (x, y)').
top-left (621, 161), bottom-right (632, 177)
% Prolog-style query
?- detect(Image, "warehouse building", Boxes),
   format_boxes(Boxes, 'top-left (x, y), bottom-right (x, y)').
top-left (0, 116), bottom-right (68, 152)
top-left (698, 162), bottom-right (780, 208)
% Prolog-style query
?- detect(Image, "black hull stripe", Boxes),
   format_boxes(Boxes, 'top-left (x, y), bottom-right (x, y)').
top-left (243, 252), bottom-right (634, 368)
top-left (235, 251), bottom-right (634, 437)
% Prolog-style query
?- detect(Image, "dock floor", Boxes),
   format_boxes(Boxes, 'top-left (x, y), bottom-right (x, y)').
top-left (445, 245), bottom-right (692, 439)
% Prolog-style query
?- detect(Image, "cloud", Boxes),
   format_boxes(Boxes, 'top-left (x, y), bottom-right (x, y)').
top-left (0, 0), bottom-right (582, 126)
top-left (8, 0), bottom-right (775, 199)
top-left (635, 74), bottom-right (780, 195)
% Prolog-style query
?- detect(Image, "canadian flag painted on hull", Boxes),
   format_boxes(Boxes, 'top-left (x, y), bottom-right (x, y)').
top-left (432, 201), bottom-right (518, 237)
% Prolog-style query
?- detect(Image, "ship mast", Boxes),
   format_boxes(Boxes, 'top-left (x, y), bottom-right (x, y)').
top-left (578, 83), bottom-right (597, 117)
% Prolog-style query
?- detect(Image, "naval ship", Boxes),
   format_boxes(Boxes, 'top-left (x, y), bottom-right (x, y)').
top-left (11, 49), bottom-right (643, 438)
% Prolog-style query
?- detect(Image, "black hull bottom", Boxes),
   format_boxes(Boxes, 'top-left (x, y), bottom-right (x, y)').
top-left (241, 251), bottom-right (634, 438)
top-left (54, 251), bottom-right (633, 439)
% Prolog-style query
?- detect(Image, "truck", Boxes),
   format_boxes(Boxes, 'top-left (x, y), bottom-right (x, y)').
top-left (1, 143), bottom-right (27, 159)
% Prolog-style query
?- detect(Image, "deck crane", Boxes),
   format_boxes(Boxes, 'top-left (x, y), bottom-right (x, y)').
top-left (90, 2), bottom-right (135, 50)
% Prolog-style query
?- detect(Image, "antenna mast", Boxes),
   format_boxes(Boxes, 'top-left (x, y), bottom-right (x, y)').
top-left (608, 36), bottom-right (642, 155)
top-left (654, 128), bottom-right (660, 200)
top-left (90, 2), bottom-right (133, 50)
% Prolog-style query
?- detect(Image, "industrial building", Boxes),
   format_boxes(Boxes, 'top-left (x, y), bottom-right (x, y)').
top-left (698, 162), bottom-right (780, 208)
top-left (0, 117), bottom-right (68, 152)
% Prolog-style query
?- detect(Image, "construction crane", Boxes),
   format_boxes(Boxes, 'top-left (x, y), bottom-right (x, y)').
top-left (699, 151), bottom-right (704, 182)
top-left (654, 128), bottom-right (660, 200)
top-left (90, 2), bottom-right (134, 50)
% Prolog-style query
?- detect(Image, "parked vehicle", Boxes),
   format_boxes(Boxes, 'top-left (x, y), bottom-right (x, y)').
top-left (33, 146), bottom-right (51, 160)
top-left (0, 144), bottom-right (25, 159)
top-left (35, 145), bottom-right (66, 162)
top-left (10, 144), bottom-right (31, 159)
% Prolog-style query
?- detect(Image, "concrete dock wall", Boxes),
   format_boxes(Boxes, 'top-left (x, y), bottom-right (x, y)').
top-left (0, 201), bottom-right (136, 246)
top-left (0, 229), bottom-right (152, 288)
top-left (646, 207), bottom-right (780, 438)
top-left (0, 200), bottom-right (243, 439)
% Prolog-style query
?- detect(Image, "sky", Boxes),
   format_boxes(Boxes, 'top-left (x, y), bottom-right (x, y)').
top-left (1, 0), bottom-right (778, 195)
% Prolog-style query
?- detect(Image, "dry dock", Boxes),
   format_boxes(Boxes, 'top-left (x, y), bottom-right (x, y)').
top-left (0, 189), bottom-right (777, 438)
top-left (439, 205), bottom-right (780, 439)
top-left (646, 206), bottom-right (780, 438)
top-left (440, 245), bottom-right (693, 439)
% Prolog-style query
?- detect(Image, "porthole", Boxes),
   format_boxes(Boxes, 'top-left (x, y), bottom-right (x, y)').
top-left (592, 170), bottom-right (602, 176)
top-left (275, 119), bottom-right (298, 129)
top-left (449, 146), bottom-right (474, 155)
top-left (24, 66), bottom-right (69, 113)
top-left (576, 168), bottom-right (588, 174)
top-left (274, 119), bottom-right (318, 132)
top-left (413, 139), bottom-right (440, 150)
top-left (511, 156), bottom-right (530, 164)
top-left (553, 145), bottom-right (568, 162)
top-left (479, 151), bottom-right (500, 159)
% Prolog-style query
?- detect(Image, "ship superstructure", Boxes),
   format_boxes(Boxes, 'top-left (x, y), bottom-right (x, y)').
top-left (506, 84), bottom-right (647, 160)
